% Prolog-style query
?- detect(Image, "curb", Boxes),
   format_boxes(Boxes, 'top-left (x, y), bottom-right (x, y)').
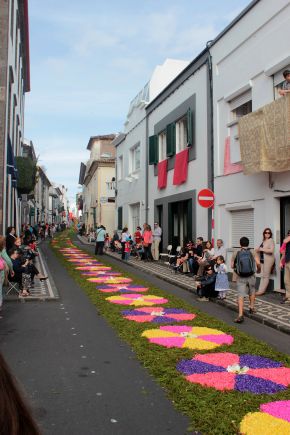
top-left (76, 235), bottom-right (290, 336)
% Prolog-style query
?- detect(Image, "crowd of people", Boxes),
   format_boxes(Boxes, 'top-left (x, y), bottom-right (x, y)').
top-left (0, 222), bottom-right (68, 313)
top-left (81, 222), bottom-right (290, 324)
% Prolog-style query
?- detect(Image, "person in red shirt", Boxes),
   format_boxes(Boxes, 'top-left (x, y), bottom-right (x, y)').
top-left (134, 226), bottom-right (142, 244)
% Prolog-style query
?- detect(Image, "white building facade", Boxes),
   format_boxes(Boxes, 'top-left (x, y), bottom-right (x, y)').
top-left (210, 0), bottom-right (290, 289)
top-left (114, 59), bottom-right (189, 235)
top-left (146, 51), bottom-right (212, 250)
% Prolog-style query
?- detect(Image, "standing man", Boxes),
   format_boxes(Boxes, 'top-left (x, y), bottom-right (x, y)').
top-left (152, 222), bottom-right (162, 261)
top-left (231, 237), bottom-right (258, 323)
top-left (280, 230), bottom-right (290, 304)
top-left (95, 225), bottom-right (106, 256)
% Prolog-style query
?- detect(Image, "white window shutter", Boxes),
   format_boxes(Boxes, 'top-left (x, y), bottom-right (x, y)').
top-left (229, 90), bottom-right (252, 111)
top-left (231, 209), bottom-right (254, 247)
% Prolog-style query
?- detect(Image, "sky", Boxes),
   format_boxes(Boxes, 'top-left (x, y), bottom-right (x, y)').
top-left (25, 0), bottom-right (251, 204)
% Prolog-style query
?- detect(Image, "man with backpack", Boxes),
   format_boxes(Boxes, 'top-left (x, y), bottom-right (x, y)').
top-left (231, 236), bottom-right (258, 323)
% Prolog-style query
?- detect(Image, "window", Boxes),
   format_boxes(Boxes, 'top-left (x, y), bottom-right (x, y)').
top-left (130, 144), bottom-right (140, 172)
top-left (228, 91), bottom-right (252, 163)
top-left (158, 131), bottom-right (166, 162)
top-left (117, 206), bottom-right (123, 230)
top-left (118, 155), bottom-right (123, 180)
top-left (176, 116), bottom-right (188, 153)
top-left (231, 209), bottom-right (254, 248)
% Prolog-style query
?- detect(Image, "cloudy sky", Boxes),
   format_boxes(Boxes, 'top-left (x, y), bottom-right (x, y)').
top-left (25, 0), bottom-right (250, 204)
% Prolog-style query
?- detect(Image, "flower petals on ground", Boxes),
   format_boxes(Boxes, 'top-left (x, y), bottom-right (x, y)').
top-left (122, 307), bottom-right (196, 323)
top-left (142, 326), bottom-right (233, 349)
top-left (240, 401), bottom-right (290, 434)
top-left (177, 353), bottom-right (290, 394)
top-left (106, 294), bottom-right (168, 306)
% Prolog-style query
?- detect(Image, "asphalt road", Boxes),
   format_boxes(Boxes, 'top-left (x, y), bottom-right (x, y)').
top-left (0, 242), bottom-right (190, 435)
top-left (80, 241), bottom-right (290, 356)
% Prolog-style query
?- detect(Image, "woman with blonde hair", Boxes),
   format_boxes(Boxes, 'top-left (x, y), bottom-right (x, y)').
top-left (255, 228), bottom-right (275, 296)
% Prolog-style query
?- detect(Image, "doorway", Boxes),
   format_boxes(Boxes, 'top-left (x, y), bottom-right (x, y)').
top-left (168, 199), bottom-right (192, 252)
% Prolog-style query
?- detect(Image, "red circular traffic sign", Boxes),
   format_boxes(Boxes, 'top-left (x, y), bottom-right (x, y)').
top-left (198, 188), bottom-right (215, 208)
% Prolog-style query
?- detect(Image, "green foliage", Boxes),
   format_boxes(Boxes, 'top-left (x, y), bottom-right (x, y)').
top-left (15, 156), bottom-right (37, 194)
top-left (51, 231), bottom-right (290, 435)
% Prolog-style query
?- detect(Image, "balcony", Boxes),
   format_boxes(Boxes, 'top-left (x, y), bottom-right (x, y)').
top-left (239, 94), bottom-right (290, 174)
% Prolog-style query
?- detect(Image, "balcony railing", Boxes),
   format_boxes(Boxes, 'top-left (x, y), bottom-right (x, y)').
top-left (239, 94), bottom-right (290, 174)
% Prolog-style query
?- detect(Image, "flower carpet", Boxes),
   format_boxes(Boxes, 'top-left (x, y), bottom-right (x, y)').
top-left (177, 352), bottom-right (290, 393)
top-left (106, 294), bottom-right (168, 306)
top-left (240, 400), bottom-right (290, 434)
top-left (96, 284), bottom-right (149, 293)
top-left (142, 326), bottom-right (233, 350)
top-left (51, 234), bottom-right (290, 435)
top-left (122, 307), bottom-right (196, 323)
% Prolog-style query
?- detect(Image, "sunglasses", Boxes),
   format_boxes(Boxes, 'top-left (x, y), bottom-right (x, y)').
top-left (264, 231), bottom-right (271, 234)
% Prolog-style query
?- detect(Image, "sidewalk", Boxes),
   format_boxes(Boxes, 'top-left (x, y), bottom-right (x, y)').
top-left (78, 235), bottom-right (290, 335)
top-left (4, 242), bottom-right (59, 301)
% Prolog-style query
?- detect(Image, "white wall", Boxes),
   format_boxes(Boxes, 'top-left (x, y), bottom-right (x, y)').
top-left (210, 0), bottom-right (290, 287)
top-left (148, 64), bottom-right (209, 238)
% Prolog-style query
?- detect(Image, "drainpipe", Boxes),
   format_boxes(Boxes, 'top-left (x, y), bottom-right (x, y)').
top-left (206, 41), bottom-right (214, 242)
top-left (145, 114), bottom-right (149, 223)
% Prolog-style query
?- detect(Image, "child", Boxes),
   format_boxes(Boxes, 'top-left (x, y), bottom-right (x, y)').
top-left (214, 255), bottom-right (229, 300)
top-left (124, 237), bottom-right (131, 261)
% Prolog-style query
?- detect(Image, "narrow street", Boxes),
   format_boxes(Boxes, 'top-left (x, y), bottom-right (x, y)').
top-left (0, 241), bottom-right (190, 435)
top-left (1, 240), bottom-right (290, 435)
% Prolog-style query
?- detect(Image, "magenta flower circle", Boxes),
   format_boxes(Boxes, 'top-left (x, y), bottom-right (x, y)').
top-left (177, 352), bottom-right (290, 394)
top-left (122, 307), bottom-right (196, 323)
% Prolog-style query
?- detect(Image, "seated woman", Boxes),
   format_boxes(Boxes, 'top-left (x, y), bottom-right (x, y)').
top-left (196, 264), bottom-right (217, 301)
top-left (13, 238), bottom-right (47, 286)
top-left (197, 241), bottom-right (215, 277)
top-left (173, 247), bottom-right (189, 273)
top-left (9, 248), bottom-right (31, 296)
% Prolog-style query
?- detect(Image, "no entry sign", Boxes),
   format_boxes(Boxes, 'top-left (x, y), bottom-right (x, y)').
top-left (198, 188), bottom-right (214, 208)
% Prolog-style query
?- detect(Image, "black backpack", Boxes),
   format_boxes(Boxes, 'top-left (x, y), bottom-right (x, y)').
top-left (235, 249), bottom-right (256, 277)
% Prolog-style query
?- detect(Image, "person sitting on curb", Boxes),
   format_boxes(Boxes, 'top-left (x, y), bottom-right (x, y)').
top-left (231, 236), bottom-right (259, 323)
top-left (196, 264), bottom-right (217, 302)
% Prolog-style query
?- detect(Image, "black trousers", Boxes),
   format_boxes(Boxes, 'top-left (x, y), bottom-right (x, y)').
top-left (121, 242), bottom-right (125, 259)
top-left (95, 241), bottom-right (105, 255)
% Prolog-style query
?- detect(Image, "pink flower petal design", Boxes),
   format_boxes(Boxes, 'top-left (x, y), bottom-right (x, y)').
top-left (194, 352), bottom-right (239, 368)
top-left (261, 400), bottom-right (290, 423)
top-left (125, 315), bottom-right (153, 322)
top-left (186, 372), bottom-right (236, 390)
top-left (169, 314), bottom-right (196, 321)
top-left (247, 367), bottom-right (290, 387)
top-left (149, 337), bottom-right (185, 348)
top-left (199, 334), bottom-right (234, 345)
top-left (160, 325), bottom-right (192, 333)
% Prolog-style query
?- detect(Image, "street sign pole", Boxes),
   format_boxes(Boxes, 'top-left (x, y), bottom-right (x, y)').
top-left (197, 188), bottom-right (215, 244)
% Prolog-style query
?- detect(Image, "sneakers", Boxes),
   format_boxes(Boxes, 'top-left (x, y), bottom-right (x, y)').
top-left (234, 316), bottom-right (244, 323)
top-left (198, 297), bottom-right (209, 302)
